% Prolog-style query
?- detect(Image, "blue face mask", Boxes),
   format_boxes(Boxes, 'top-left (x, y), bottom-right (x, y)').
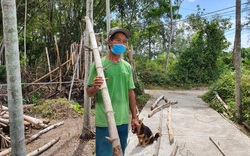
top-left (111, 44), bottom-right (126, 55)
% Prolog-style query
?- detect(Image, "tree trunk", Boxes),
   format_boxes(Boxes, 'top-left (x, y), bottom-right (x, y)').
top-left (234, 0), bottom-right (242, 121)
top-left (1, 0), bottom-right (27, 155)
top-left (85, 16), bottom-right (123, 156)
top-left (165, 0), bottom-right (173, 72)
top-left (81, 0), bottom-right (94, 140)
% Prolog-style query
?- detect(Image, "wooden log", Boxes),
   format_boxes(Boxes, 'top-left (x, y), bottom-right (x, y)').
top-left (167, 105), bottom-right (174, 144)
top-left (23, 115), bottom-right (47, 128)
top-left (85, 16), bottom-right (122, 156)
top-left (150, 95), bottom-right (165, 110)
top-left (0, 122), bottom-right (7, 127)
top-left (148, 101), bottom-right (178, 118)
top-left (0, 148), bottom-right (11, 156)
top-left (25, 121), bottom-right (64, 144)
top-left (209, 137), bottom-right (227, 156)
top-left (0, 117), bottom-right (9, 124)
top-left (26, 137), bottom-right (60, 156)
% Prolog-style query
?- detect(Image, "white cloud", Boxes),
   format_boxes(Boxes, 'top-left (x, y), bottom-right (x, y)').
top-left (188, 0), bottom-right (196, 2)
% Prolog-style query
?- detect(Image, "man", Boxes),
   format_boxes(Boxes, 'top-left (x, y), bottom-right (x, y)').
top-left (86, 27), bottom-right (139, 156)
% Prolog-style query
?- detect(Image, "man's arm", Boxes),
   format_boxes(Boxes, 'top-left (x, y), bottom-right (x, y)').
top-left (129, 90), bottom-right (140, 131)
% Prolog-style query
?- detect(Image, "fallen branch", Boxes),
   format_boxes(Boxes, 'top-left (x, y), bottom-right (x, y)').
top-left (167, 105), bottom-right (174, 144)
top-left (27, 137), bottom-right (60, 156)
top-left (148, 101), bottom-right (178, 118)
top-left (170, 140), bottom-right (179, 156)
top-left (209, 137), bottom-right (227, 156)
top-left (26, 121), bottom-right (64, 144)
top-left (151, 95), bottom-right (165, 110)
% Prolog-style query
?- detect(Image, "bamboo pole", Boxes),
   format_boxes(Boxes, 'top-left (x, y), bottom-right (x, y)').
top-left (85, 16), bottom-right (122, 156)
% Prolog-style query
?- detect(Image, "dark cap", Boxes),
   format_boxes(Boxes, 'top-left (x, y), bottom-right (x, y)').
top-left (108, 27), bottom-right (131, 40)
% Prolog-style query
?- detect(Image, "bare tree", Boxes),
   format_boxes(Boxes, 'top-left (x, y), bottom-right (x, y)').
top-left (234, 0), bottom-right (242, 121)
top-left (1, 0), bottom-right (27, 155)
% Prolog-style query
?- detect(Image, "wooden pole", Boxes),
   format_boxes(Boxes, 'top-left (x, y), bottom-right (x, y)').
top-left (209, 137), bottom-right (227, 156)
top-left (68, 36), bottom-right (84, 101)
top-left (85, 16), bottom-right (122, 156)
top-left (167, 105), bottom-right (174, 144)
top-left (45, 47), bottom-right (52, 93)
top-left (54, 36), bottom-right (62, 91)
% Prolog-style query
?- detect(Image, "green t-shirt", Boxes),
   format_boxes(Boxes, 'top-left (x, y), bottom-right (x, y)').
top-left (87, 56), bottom-right (135, 127)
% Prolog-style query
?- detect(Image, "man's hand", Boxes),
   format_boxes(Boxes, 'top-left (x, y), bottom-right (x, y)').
top-left (93, 76), bottom-right (105, 88)
top-left (131, 118), bottom-right (140, 134)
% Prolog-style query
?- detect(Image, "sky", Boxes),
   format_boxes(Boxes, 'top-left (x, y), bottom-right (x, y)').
top-left (178, 0), bottom-right (249, 50)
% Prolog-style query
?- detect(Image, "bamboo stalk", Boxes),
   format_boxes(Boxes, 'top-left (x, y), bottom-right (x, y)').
top-left (150, 95), bottom-right (165, 110)
top-left (27, 137), bottom-right (60, 156)
top-left (85, 16), bottom-right (122, 156)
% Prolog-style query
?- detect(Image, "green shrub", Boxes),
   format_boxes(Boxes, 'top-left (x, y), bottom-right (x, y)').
top-left (202, 68), bottom-right (250, 124)
top-left (0, 65), bottom-right (6, 83)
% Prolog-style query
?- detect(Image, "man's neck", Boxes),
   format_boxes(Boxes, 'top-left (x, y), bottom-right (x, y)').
top-left (107, 52), bottom-right (121, 63)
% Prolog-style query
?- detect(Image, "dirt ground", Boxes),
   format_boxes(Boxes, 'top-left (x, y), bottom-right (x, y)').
top-left (23, 99), bottom-right (96, 156)
top-left (26, 116), bottom-right (96, 156)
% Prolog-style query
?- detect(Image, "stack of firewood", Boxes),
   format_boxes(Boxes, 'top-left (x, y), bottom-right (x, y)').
top-left (0, 105), bottom-right (48, 150)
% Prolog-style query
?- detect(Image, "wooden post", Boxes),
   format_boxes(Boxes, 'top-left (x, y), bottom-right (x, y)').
top-left (85, 16), bottom-right (122, 156)
top-left (54, 36), bottom-right (62, 91)
top-left (68, 36), bottom-right (84, 101)
top-left (45, 47), bottom-right (52, 93)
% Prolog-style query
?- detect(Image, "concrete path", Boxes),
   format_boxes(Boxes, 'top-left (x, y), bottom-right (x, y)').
top-left (125, 90), bottom-right (250, 156)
